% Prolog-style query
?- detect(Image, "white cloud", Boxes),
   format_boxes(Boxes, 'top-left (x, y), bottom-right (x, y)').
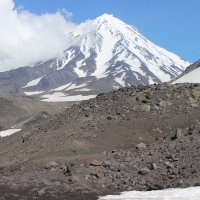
top-left (0, 0), bottom-right (76, 72)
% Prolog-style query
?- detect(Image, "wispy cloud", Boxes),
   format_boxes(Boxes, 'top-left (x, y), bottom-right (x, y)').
top-left (0, 0), bottom-right (76, 72)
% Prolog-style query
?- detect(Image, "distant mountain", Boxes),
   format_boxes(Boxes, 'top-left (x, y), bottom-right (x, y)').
top-left (173, 60), bottom-right (200, 84)
top-left (0, 14), bottom-right (190, 101)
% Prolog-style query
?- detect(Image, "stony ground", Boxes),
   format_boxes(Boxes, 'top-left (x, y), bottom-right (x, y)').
top-left (0, 83), bottom-right (200, 199)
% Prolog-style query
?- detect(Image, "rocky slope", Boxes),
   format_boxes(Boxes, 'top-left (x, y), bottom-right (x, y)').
top-left (0, 14), bottom-right (189, 99)
top-left (0, 83), bottom-right (200, 199)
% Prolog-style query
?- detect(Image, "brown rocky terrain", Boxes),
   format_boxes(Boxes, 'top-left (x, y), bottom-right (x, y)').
top-left (0, 83), bottom-right (200, 199)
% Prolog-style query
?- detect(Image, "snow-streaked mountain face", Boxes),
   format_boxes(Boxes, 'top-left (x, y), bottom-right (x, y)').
top-left (63, 14), bottom-right (189, 83)
top-left (0, 14), bottom-right (190, 99)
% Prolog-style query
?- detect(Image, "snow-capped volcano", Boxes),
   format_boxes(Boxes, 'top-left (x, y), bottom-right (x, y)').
top-left (0, 14), bottom-right (190, 100)
top-left (60, 14), bottom-right (189, 85)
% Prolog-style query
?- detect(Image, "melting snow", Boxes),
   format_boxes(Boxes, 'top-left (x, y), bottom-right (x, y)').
top-left (0, 129), bottom-right (21, 137)
top-left (41, 92), bottom-right (96, 102)
top-left (98, 187), bottom-right (200, 200)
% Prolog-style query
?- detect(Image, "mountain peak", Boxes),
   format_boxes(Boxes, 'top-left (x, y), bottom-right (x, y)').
top-left (94, 13), bottom-right (126, 26)
top-left (95, 13), bottom-right (116, 21)
top-left (71, 14), bottom-right (130, 41)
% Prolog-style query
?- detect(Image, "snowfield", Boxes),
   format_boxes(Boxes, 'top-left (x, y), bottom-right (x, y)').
top-left (173, 67), bottom-right (200, 83)
top-left (98, 187), bottom-right (200, 200)
top-left (0, 129), bottom-right (22, 137)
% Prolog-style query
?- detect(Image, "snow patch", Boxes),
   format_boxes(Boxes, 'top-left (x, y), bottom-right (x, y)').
top-left (23, 76), bottom-right (43, 88)
top-left (99, 187), bottom-right (200, 200)
top-left (0, 129), bottom-right (22, 137)
top-left (24, 91), bottom-right (45, 96)
top-left (41, 92), bottom-right (96, 102)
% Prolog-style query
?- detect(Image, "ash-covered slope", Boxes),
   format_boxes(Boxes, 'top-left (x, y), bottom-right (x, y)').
top-left (0, 14), bottom-right (189, 99)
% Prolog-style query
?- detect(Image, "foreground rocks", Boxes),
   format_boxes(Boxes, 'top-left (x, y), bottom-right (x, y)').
top-left (64, 122), bottom-right (200, 192)
top-left (0, 121), bottom-right (200, 198)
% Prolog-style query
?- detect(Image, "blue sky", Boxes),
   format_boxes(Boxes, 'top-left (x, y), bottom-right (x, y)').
top-left (13, 0), bottom-right (200, 62)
